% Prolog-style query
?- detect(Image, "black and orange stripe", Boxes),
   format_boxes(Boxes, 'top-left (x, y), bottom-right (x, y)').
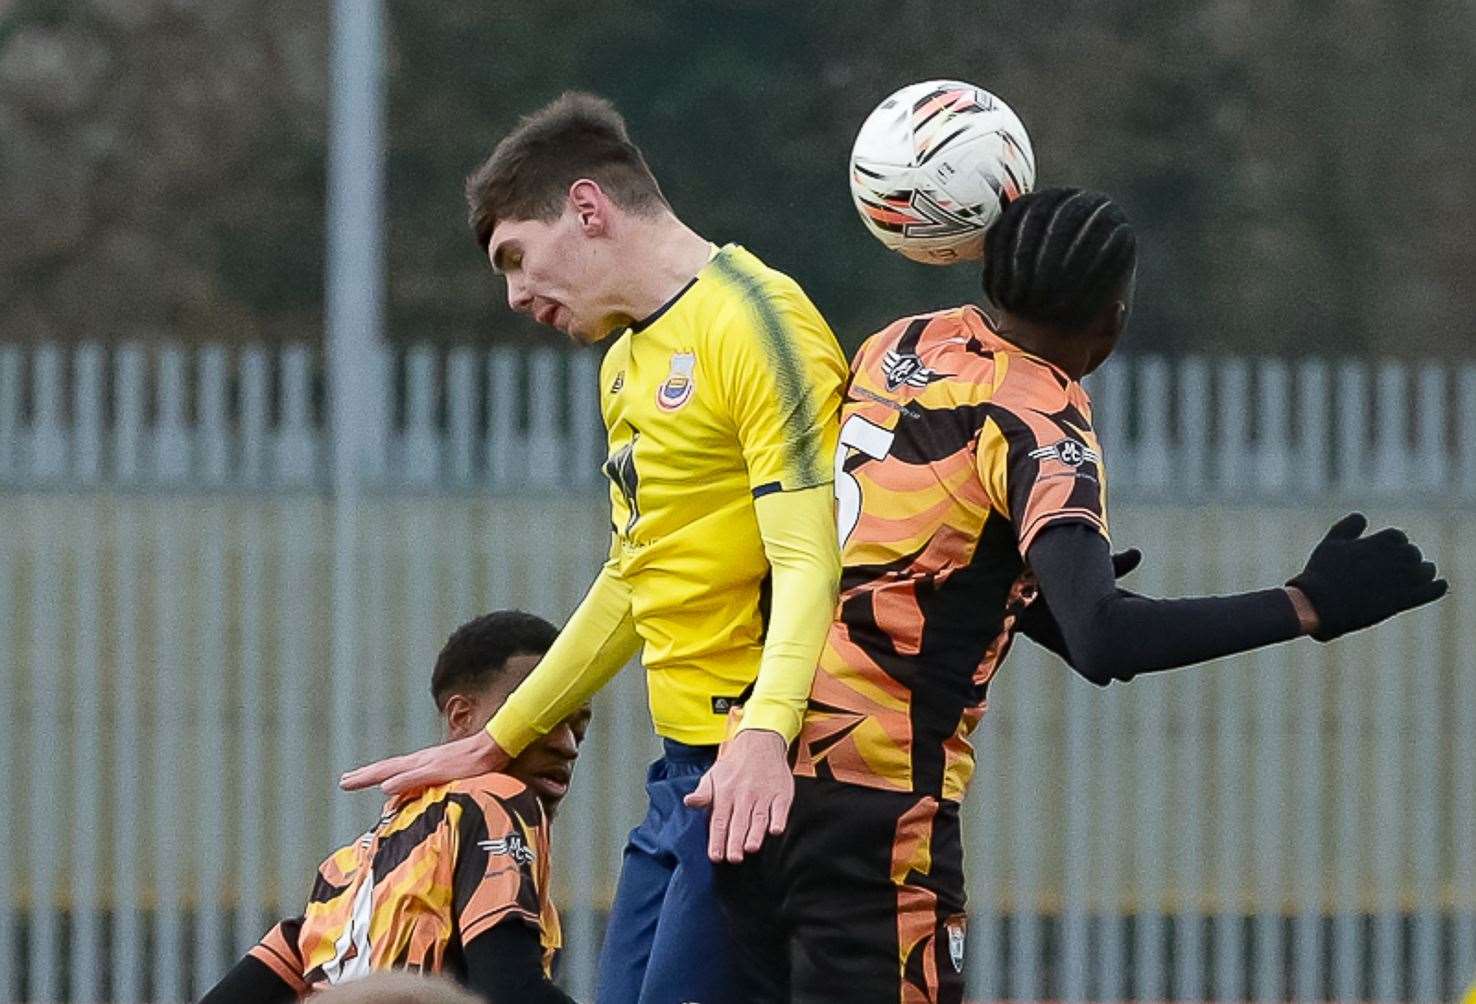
top-left (795, 304), bottom-right (1109, 802)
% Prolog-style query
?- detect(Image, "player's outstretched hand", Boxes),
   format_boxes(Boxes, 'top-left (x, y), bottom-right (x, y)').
top-left (684, 728), bottom-right (791, 865)
top-left (340, 730), bottom-right (511, 796)
top-left (1288, 513), bottom-right (1449, 642)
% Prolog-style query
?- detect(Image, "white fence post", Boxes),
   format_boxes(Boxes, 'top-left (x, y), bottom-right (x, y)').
top-left (193, 501), bottom-right (230, 995)
top-left (1454, 522), bottom-right (1476, 995)
top-left (1257, 358), bottom-right (1291, 493)
top-left (1213, 521), bottom-right (1248, 1003)
top-left (235, 506), bottom-right (269, 955)
top-left (70, 502), bottom-right (103, 1002)
top-left (1178, 356), bottom-right (1210, 498)
top-left (1297, 360), bottom-right (1330, 495)
top-left (1134, 356), bottom-right (1171, 493)
top-left (1336, 361), bottom-right (1368, 494)
top-left (403, 345), bottom-right (441, 485)
top-left (1374, 361), bottom-right (1410, 496)
top-left (1217, 358), bottom-right (1251, 497)
top-left (570, 349), bottom-right (603, 486)
top-left (73, 345), bottom-right (104, 485)
top-left (275, 346), bottom-right (317, 485)
top-left (1093, 359), bottom-right (1131, 494)
top-left (447, 347), bottom-right (477, 486)
top-left (153, 346), bottom-right (190, 483)
top-left (0, 347), bottom-right (20, 478)
top-left (1133, 530), bottom-right (1171, 1004)
top-left (114, 345), bottom-right (146, 485)
top-left (27, 497), bottom-right (63, 1000)
top-left (1460, 365), bottom-right (1476, 498)
top-left (31, 345), bottom-right (65, 481)
top-left (111, 507), bottom-right (145, 1003)
top-left (488, 348), bottom-right (521, 489)
top-left (527, 348), bottom-right (563, 486)
top-left (240, 348), bottom-right (270, 487)
top-left (198, 346), bottom-right (230, 486)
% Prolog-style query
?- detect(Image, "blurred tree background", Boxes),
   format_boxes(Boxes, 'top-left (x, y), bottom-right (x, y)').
top-left (0, 0), bottom-right (1471, 355)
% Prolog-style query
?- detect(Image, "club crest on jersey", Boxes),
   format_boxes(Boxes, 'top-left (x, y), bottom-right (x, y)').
top-left (609, 370), bottom-right (624, 394)
top-left (657, 352), bottom-right (697, 411)
top-left (1030, 438), bottom-right (1098, 468)
top-left (882, 350), bottom-right (945, 391)
top-left (479, 833), bottom-right (535, 865)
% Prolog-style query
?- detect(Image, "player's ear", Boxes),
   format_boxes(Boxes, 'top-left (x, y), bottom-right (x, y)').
top-left (568, 179), bottom-right (608, 235)
top-left (442, 693), bottom-right (475, 739)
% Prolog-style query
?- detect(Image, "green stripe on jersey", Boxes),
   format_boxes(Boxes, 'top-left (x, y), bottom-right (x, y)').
top-left (710, 252), bottom-right (822, 485)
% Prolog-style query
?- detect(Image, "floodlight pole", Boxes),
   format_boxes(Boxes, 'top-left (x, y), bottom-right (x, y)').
top-left (326, 0), bottom-right (388, 841)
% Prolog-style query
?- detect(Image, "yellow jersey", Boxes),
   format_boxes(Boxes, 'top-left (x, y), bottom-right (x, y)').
top-left (595, 244), bottom-right (846, 744)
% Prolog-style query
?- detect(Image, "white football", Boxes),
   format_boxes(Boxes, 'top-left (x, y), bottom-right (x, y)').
top-left (849, 80), bottom-right (1036, 265)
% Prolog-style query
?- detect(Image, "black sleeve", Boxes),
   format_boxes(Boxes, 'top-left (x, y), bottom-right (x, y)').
top-left (463, 922), bottom-right (578, 1004)
top-left (1016, 609), bottom-right (1072, 661)
top-left (1027, 522), bottom-right (1303, 686)
top-left (197, 955), bottom-right (299, 1004)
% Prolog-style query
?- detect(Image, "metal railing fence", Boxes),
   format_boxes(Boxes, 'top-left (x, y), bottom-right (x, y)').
top-left (0, 342), bottom-right (1471, 1002)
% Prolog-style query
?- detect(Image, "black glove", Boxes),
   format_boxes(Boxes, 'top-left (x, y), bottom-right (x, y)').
top-left (1016, 547), bottom-right (1142, 657)
top-left (1287, 512), bottom-right (1448, 642)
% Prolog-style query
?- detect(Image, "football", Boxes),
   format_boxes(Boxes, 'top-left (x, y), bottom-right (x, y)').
top-left (849, 80), bottom-right (1036, 265)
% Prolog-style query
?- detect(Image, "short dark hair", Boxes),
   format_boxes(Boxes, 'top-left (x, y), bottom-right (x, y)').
top-left (983, 187), bottom-right (1137, 330)
top-left (466, 91), bottom-right (670, 251)
top-left (430, 610), bottom-right (559, 710)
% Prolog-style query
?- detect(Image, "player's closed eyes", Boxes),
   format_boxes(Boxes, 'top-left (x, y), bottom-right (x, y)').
top-left (570, 709), bottom-right (592, 744)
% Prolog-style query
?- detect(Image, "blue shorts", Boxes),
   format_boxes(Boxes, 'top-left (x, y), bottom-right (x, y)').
top-left (595, 739), bottom-right (741, 1004)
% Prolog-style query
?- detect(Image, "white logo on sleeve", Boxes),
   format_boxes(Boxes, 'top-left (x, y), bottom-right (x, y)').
top-left (479, 832), bottom-right (536, 865)
top-left (1029, 438), bottom-right (1097, 468)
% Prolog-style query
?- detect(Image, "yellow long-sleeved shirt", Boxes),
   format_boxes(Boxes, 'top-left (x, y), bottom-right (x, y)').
top-left (488, 244), bottom-right (845, 752)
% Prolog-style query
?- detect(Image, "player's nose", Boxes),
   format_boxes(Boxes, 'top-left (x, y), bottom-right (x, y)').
top-left (506, 276), bottom-right (533, 314)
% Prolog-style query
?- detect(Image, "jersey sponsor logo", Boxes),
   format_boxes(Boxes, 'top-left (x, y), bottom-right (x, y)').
top-left (609, 370), bottom-right (625, 394)
top-left (711, 695), bottom-right (741, 714)
top-left (656, 351), bottom-right (697, 411)
top-left (479, 832), bottom-right (536, 865)
top-left (881, 350), bottom-right (946, 391)
top-left (1029, 438), bottom-right (1098, 468)
top-left (946, 916), bottom-right (966, 973)
top-left (850, 384), bottom-right (921, 419)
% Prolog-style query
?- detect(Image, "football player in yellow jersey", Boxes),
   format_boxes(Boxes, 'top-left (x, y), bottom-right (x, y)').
top-left (200, 611), bottom-right (587, 1004)
top-left (342, 93), bottom-right (846, 1004)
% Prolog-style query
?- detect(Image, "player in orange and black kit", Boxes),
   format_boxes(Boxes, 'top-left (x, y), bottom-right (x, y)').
top-left (716, 188), bottom-right (1448, 1003)
top-left (199, 611), bottom-right (589, 1004)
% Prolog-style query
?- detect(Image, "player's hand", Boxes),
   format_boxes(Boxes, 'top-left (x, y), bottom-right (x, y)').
top-left (340, 730), bottom-right (511, 796)
top-left (683, 728), bottom-right (791, 865)
top-left (1016, 547), bottom-right (1142, 652)
top-left (1288, 513), bottom-right (1448, 642)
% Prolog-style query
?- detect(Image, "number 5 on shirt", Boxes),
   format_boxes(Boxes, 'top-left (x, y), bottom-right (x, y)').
top-left (834, 414), bottom-right (895, 547)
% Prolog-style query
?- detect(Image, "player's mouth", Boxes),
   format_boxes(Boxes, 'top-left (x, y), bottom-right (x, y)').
top-left (534, 303), bottom-right (564, 330)
top-left (528, 767), bottom-right (572, 801)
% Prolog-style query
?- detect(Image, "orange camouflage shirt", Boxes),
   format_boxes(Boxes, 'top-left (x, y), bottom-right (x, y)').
top-left (794, 305), bottom-right (1109, 802)
top-left (248, 774), bottom-right (559, 995)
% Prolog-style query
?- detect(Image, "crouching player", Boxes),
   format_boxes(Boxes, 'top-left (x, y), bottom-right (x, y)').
top-left (200, 611), bottom-right (590, 1004)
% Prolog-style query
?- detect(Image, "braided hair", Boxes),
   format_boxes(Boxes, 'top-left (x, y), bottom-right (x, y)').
top-left (983, 187), bottom-right (1136, 330)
